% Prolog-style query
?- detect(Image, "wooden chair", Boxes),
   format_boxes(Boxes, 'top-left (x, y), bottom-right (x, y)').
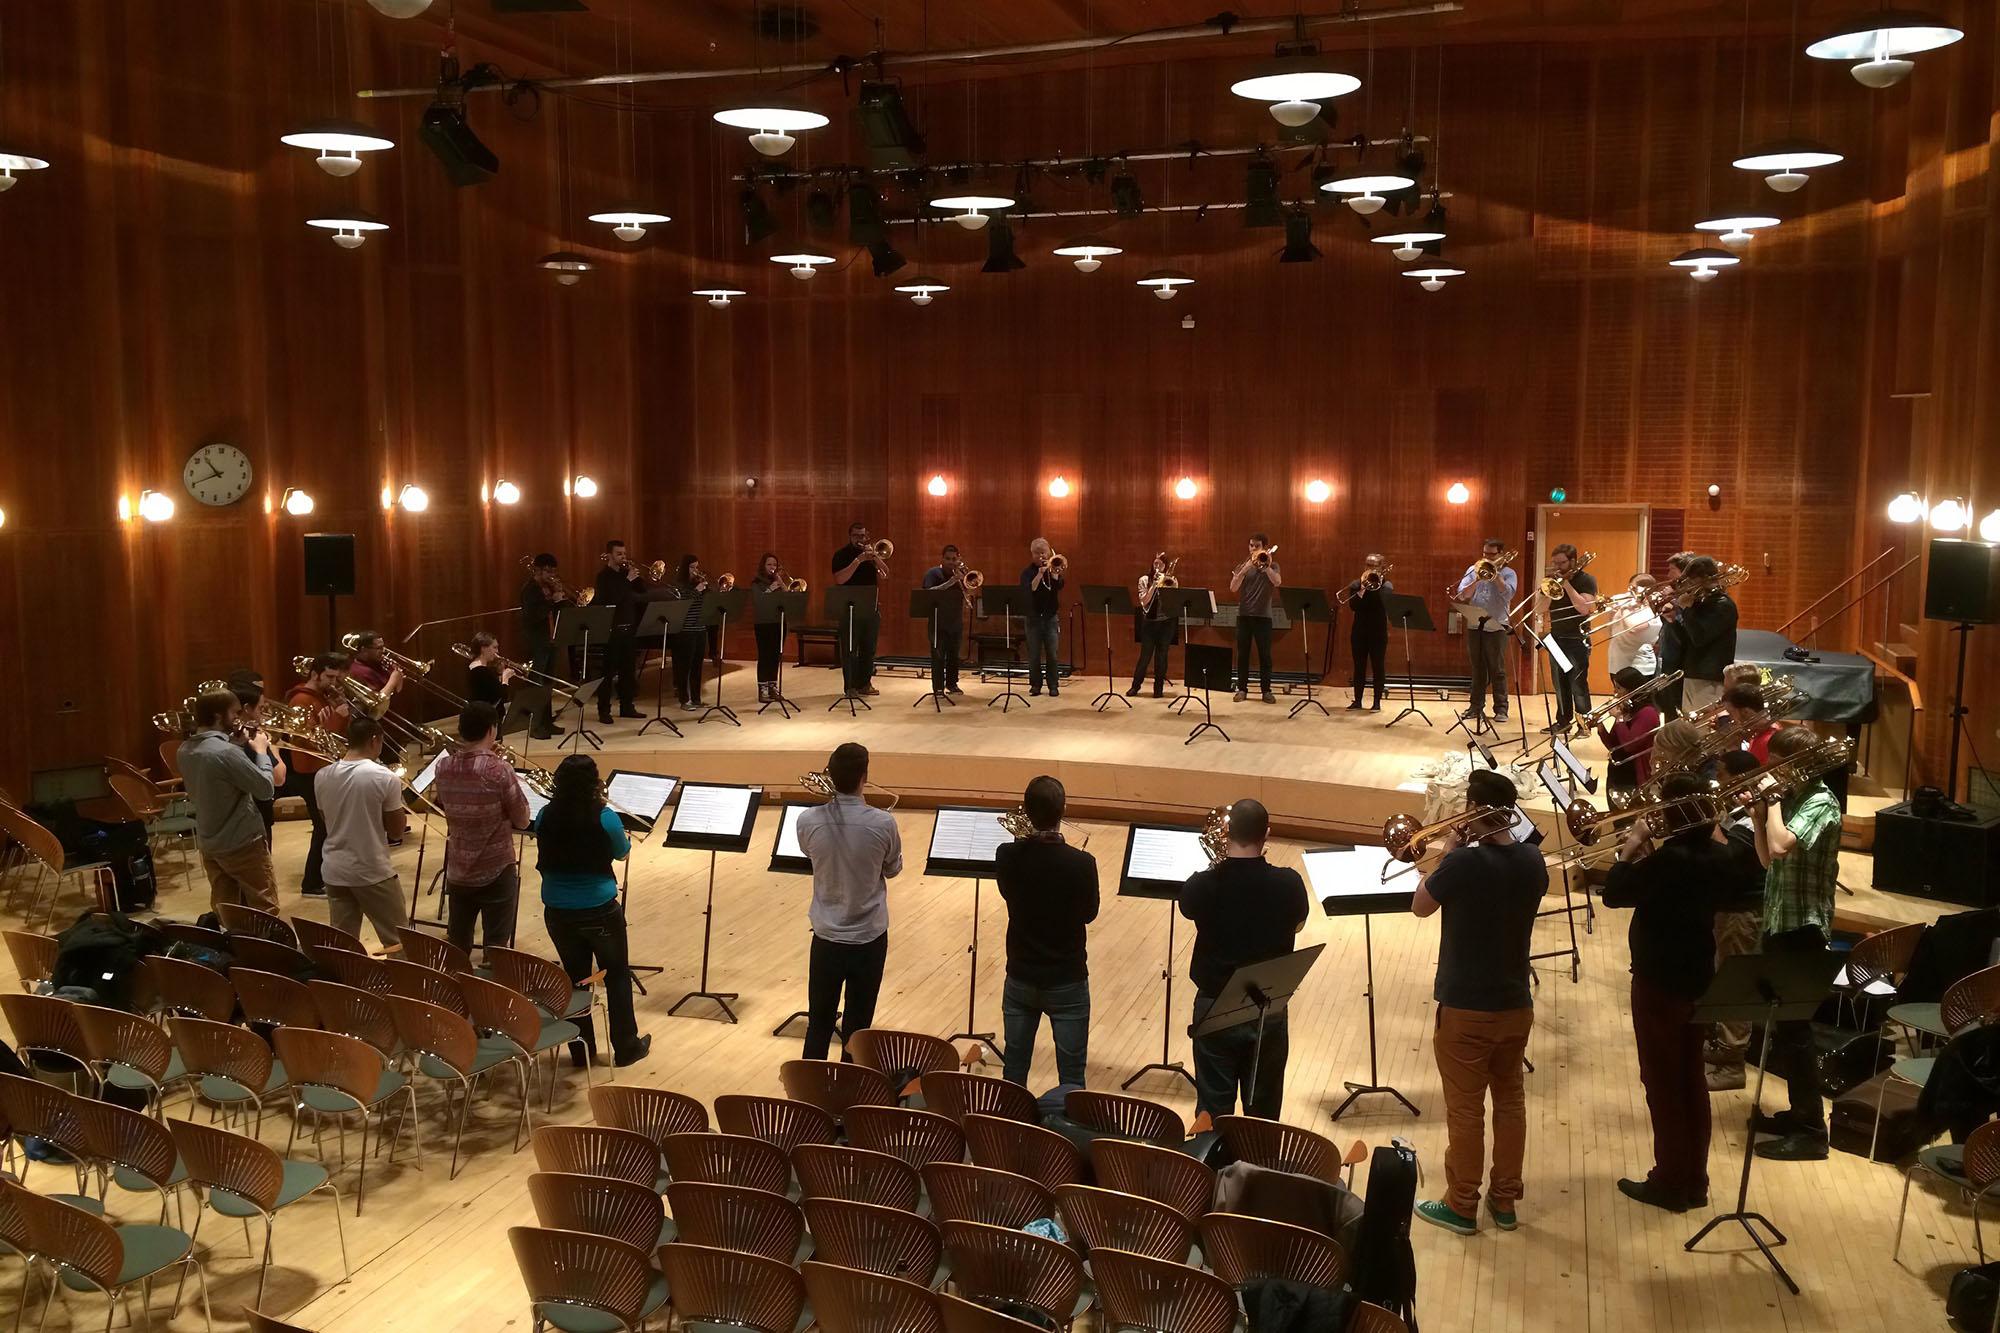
top-left (509, 1224), bottom-right (662, 1333)
top-left (804, 1260), bottom-right (944, 1333)
top-left (389, 994), bottom-right (531, 1177)
top-left (246, 1310), bottom-right (317, 1332)
top-left (487, 944), bottom-right (602, 1068)
top-left (272, 1026), bottom-right (420, 1214)
top-left (922, 1163), bottom-right (1055, 1229)
top-left (1089, 1140), bottom-right (1214, 1222)
top-left (294, 918), bottom-right (370, 956)
top-left (589, 1085), bottom-right (705, 1191)
top-left (1198, 1212), bottom-right (1348, 1290)
top-left (1214, 1115), bottom-right (1344, 1184)
top-left (529, 1170), bottom-right (669, 1257)
top-left (216, 903), bottom-right (298, 946)
top-left (105, 770), bottom-right (198, 896)
top-left (1347, 1303), bottom-right (1410, 1333)
top-left (920, 1071), bottom-right (1040, 1125)
top-left (307, 979), bottom-right (399, 1059)
top-left (303, 944), bottom-right (390, 994)
top-left (0, 990), bottom-right (98, 1085)
top-left (533, 1125), bottom-right (661, 1188)
top-left (662, 1131), bottom-right (792, 1196)
top-left (794, 1143), bottom-right (924, 1211)
top-left (70, 1095), bottom-right (190, 1224)
top-left (0, 1073), bottom-right (100, 1201)
top-left (1, 930), bottom-right (59, 991)
top-left (1054, 1184), bottom-right (1195, 1262)
top-left (662, 1242), bottom-right (809, 1333)
top-left (397, 925), bottom-right (473, 975)
top-left (154, 922), bottom-right (230, 955)
top-left (1874, 964), bottom-right (2000, 1159)
top-left (1894, 1117), bottom-right (2000, 1263)
top-left (233, 968), bottom-right (321, 1034)
top-left (1065, 1090), bottom-right (1185, 1146)
top-left (70, 1002), bottom-right (187, 1114)
top-left (463, 972), bottom-right (585, 1112)
top-left (781, 1057), bottom-right (900, 1122)
top-left (848, 1104), bottom-right (967, 1171)
top-left (938, 1292), bottom-right (1053, 1333)
top-left (941, 1219), bottom-right (1087, 1330)
top-left (667, 1180), bottom-right (809, 1263)
top-left (147, 955), bottom-right (238, 1022)
top-left (384, 956), bottom-right (469, 1015)
top-left (168, 1015), bottom-right (290, 1135)
top-left (802, 1197), bottom-right (943, 1286)
top-left (848, 1029), bottom-right (961, 1091)
top-left (226, 935), bottom-right (316, 978)
top-left (168, 1115), bottom-right (348, 1309)
top-left (0, 801), bottom-right (115, 930)
top-left (4, 1175), bottom-right (211, 1332)
top-left (1091, 1249), bottom-right (1236, 1333)
top-left (963, 1114), bottom-right (1085, 1189)
top-left (717, 1093), bottom-right (840, 1153)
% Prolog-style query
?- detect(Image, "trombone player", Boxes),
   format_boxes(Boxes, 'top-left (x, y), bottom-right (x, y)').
top-left (1342, 554), bottom-right (1394, 712)
top-left (517, 553), bottom-right (570, 740)
top-left (920, 544), bottom-right (972, 697)
top-left (1128, 553), bottom-right (1177, 698)
top-left (1540, 544), bottom-right (1598, 735)
top-left (285, 651), bottom-right (353, 898)
top-left (1452, 539), bottom-right (1517, 729)
top-left (593, 539), bottom-right (650, 724)
top-left (1229, 533), bottom-right (1281, 704)
top-left (177, 687), bottom-right (282, 913)
top-left (1021, 537), bottom-right (1067, 697)
top-left (832, 521), bottom-right (887, 698)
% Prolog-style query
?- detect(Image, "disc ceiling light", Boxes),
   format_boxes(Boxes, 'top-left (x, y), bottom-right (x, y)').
top-left (1732, 137), bottom-right (1843, 193)
top-left (366, 0), bottom-right (433, 15)
top-left (1806, 9), bottom-right (1962, 87)
top-left (588, 204), bottom-right (671, 244)
top-left (538, 251), bottom-right (594, 286)
top-left (1669, 246), bottom-right (1740, 282)
top-left (307, 210), bottom-right (388, 248)
top-left (1404, 266), bottom-right (1464, 292)
top-left (1228, 40), bottom-right (1360, 128)
top-left (1136, 268), bottom-right (1194, 301)
top-left (1052, 238), bottom-right (1122, 274)
top-left (894, 276), bottom-right (950, 306)
top-left (1371, 230), bottom-right (1445, 262)
top-left (692, 286), bottom-right (747, 308)
top-left (772, 251), bottom-right (836, 280)
top-left (929, 194), bottom-right (1014, 232)
top-left (281, 121), bottom-right (394, 177)
top-left (0, 148), bottom-right (49, 194)
top-left (713, 104), bottom-right (831, 157)
top-left (1320, 166), bottom-right (1415, 216)
top-left (1694, 212), bottom-right (1781, 249)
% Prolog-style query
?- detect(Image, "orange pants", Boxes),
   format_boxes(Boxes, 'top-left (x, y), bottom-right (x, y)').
top-left (1434, 1004), bottom-right (1535, 1216)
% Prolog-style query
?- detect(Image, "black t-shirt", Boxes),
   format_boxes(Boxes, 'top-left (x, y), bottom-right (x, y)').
top-left (1140, 573), bottom-right (1168, 622)
top-left (995, 838), bottom-right (1100, 986)
top-left (1237, 565), bottom-right (1276, 618)
top-left (1344, 579), bottom-right (1393, 636)
top-left (1426, 841), bottom-right (1549, 1010)
top-left (1602, 830), bottom-right (1757, 999)
top-left (1548, 569), bottom-right (1598, 643)
top-left (1178, 857), bottom-right (1310, 996)
top-left (1019, 563), bottom-right (1064, 617)
top-left (467, 663), bottom-right (508, 708)
top-left (833, 544), bottom-right (880, 586)
top-left (593, 565), bottom-right (643, 629)
top-left (922, 565), bottom-right (967, 630)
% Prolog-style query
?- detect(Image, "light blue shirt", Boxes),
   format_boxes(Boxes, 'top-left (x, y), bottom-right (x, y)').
top-left (797, 793), bottom-right (902, 944)
top-left (1457, 564), bottom-right (1518, 632)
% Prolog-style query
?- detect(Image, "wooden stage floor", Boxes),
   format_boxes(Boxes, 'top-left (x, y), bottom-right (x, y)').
top-left (4, 665), bottom-right (1963, 1331)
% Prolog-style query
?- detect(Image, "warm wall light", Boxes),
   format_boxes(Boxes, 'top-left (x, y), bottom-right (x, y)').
top-left (926, 474), bottom-right (949, 497)
top-left (282, 487), bottom-right (315, 516)
top-left (1446, 482), bottom-right (1471, 505)
top-left (398, 484), bottom-right (430, 513)
top-left (1174, 476), bottom-right (1199, 501)
top-left (1048, 476), bottom-right (1071, 499)
top-left (118, 495), bottom-right (133, 521)
top-left (0, 506), bottom-right (6, 529)
top-left (568, 475), bottom-right (599, 499)
top-left (1982, 510), bottom-right (2000, 543)
top-left (138, 489), bottom-right (175, 522)
top-left (1707, 483), bottom-right (1722, 498)
top-left (1304, 478), bottom-right (1331, 504)
top-left (493, 478), bottom-right (521, 505)
top-left (1931, 496), bottom-right (1970, 531)
top-left (1887, 490), bottom-right (1924, 524)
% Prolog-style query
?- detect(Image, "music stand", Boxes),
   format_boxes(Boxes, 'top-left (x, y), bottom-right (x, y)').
top-left (765, 801), bottom-right (823, 1037)
top-left (504, 685), bottom-right (554, 755)
top-left (1190, 944), bottom-right (1326, 1117)
top-left (910, 587), bottom-right (964, 712)
top-left (553, 605), bottom-right (612, 749)
top-left (1181, 645), bottom-right (1233, 745)
top-left (824, 587), bottom-right (879, 715)
top-left (697, 587), bottom-right (749, 727)
top-left (1305, 846), bottom-right (1423, 1119)
top-left (606, 769), bottom-right (680, 986)
top-left (1156, 587), bottom-right (1213, 715)
top-left (1280, 586), bottom-right (1334, 719)
top-left (663, 782), bottom-right (763, 1024)
top-left (403, 753), bottom-right (451, 927)
top-left (978, 584), bottom-right (1034, 713)
top-left (634, 598), bottom-right (692, 739)
top-left (1682, 948), bottom-right (1844, 1295)
top-left (1116, 824), bottom-right (1210, 1088)
top-left (755, 588), bottom-right (807, 718)
top-left (1082, 585), bottom-right (1136, 711)
top-left (1379, 593), bottom-right (1433, 730)
top-left (925, 807), bottom-right (1013, 1058)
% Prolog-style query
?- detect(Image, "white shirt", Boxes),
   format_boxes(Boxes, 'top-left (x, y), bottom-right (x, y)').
top-left (797, 793), bottom-right (902, 944)
top-left (1607, 603), bottom-right (1661, 676)
top-left (315, 758), bottom-right (406, 888)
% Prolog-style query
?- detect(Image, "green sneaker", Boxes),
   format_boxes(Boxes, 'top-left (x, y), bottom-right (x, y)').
top-left (1487, 1198), bottom-right (1519, 1231)
top-left (1415, 1200), bottom-right (1477, 1236)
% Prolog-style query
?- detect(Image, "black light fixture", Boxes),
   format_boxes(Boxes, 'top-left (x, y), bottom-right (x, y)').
top-left (1278, 208), bottom-right (1320, 262)
top-left (847, 179), bottom-right (888, 246)
top-left (1111, 162), bottom-right (1144, 217)
top-left (868, 239), bottom-right (907, 277)
top-left (857, 80), bottom-right (926, 167)
top-left (805, 189), bottom-right (838, 233)
top-left (982, 217), bottom-right (1026, 274)
top-left (740, 188), bottom-right (778, 243)
top-left (1243, 155), bottom-right (1283, 228)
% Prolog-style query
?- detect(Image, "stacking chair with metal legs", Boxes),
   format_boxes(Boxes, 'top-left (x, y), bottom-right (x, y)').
top-left (489, 946), bottom-right (605, 1076)
top-left (792, 1144), bottom-right (924, 1212)
top-left (1895, 1118), bottom-right (2000, 1265)
top-left (962, 1115), bottom-right (1085, 1191)
top-left (847, 1030), bottom-right (961, 1092)
top-left (1088, 1141), bottom-right (1215, 1224)
top-left (0, 1073), bottom-right (103, 1207)
top-left (1064, 1091), bottom-right (1185, 1147)
top-left (662, 1132), bottom-right (792, 1197)
top-left (2, 1176), bottom-right (212, 1333)
top-left (216, 904), bottom-right (298, 946)
top-left (918, 1072), bottom-right (1039, 1126)
top-left (71, 1003), bottom-right (189, 1117)
top-left (1053, 1185), bottom-right (1196, 1264)
top-left (509, 1225), bottom-right (659, 1333)
top-left (1197, 1213), bottom-right (1349, 1292)
top-left (0, 991), bottom-right (98, 1092)
top-left (801, 1198), bottom-right (944, 1288)
top-left (0, 930), bottom-right (58, 992)
top-left (1874, 964), bottom-right (2000, 1160)
top-left (532, 1125), bottom-right (660, 1189)
top-left (0, 802), bottom-right (115, 931)
top-left (272, 1027), bottom-right (421, 1215)
top-left (716, 1094), bottom-right (839, 1155)
top-left (589, 1085), bottom-right (707, 1190)
top-left (666, 1181), bottom-right (809, 1264)
top-left (940, 1219), bottom-right (1089, 1331)
top-left (168, 1016), bottom-right (291, 1136)
top-left (388, 993), bottom-right (532, 1178)
top-left (804, 1260), bottom-right (944, 1333)
top-left (661, 1242), bottom-right (812, 1333)
top-left (846, 1105), bottom-right (967, 1174)
top-left (922, 1164), bottom-right (1055, 1230)
top-left (463, 973), bottom-right (580, 1112)
top-left (1212, 1115), bottom-right (1344, 1183)
top-left (72, 1096), bottom-right (193, 1228)
top-left (528, 1170), bottom-right (671, 1266)
top-left (167, 1116), bottom-right (348, 1311)
top-left (1090, 1248), bottom-right (1237, 1333)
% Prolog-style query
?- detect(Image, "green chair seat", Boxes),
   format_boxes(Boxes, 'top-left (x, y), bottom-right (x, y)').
top-left (1892, 1056), bottom-right (1938, 1086)
top-left (564, 988), bottom-right (592, 1020)
top-left (300, 1067), bottom-right (408, 1114)
top-left (1918, 1143), bottom-right (1967, 1181)
top-left (48, 1194), bottom-right (105, 1216)
top-left (684, 1305), bottom-right (812, 1333)
top-left (113, 1159), bottom-right (187, 1193)
top-left (58, 1224), bottom-right (191, 1290)
top-left (1888, 1002), bottom-right (1947, 1039)
top-left (209, 1159), bottom-right (331, 1217)
top-left (418, 1035), bottom-right (516, 1081)
top-left (199, 1059), bottom-right (288, 1104)
top-left (534, 1018), bottom-right (582, 1055)
top-left (108, 1050), bottom-right (186, 1092)
top-left (658, 1215), bottom-right (678, 1247)
top-left (538, 1272), bottom-right (669, 1333)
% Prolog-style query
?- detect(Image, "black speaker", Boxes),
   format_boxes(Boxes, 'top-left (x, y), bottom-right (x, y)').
top-left (303, 533), bottom-right (357, 597)
top-left (1873, 800), bottom-right (2000, 906)
top-left (1925, 538), bottom-right (2000, 624)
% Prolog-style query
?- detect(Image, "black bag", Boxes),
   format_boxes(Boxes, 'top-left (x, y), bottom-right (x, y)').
top-left (50, 911), bottom-right (166, 1011)
top-left (1747, 1021), bottom-right (1893, 1099)
top-left (1829, 1071), bottom-right (1929, 1162)
top-left (1948, 1260), bottom-right (2000, 1331)
top-left (1349, 1142), bottom-right (1419, 1329)
top-left (79, 822), bottom-right (155, 912)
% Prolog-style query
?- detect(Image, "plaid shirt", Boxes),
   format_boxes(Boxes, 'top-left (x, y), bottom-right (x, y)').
top-left (1761, 783), bottom-right (1842, 938)
top-left (433, 747), bottom-right (529, 887)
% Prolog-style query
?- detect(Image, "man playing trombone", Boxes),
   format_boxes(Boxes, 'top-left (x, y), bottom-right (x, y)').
top-left (178, 687), bottom-right (282, 913)
top-left (285, 651), bottom-right (353, 898)
top-left (517, 553), bottom-right (570, 740)
top-left (592, 540), bottom-right (649, 724)
top-left (1453, 539), bottom-right (1517, 727)
top-left (921, 544), bottom-right (972, 697)
top-left (1228, 533), bottom-right (1281, 704)
top-left (831, 521), bottom-right (887, 698)
top-left (1021, 538), bottom-right (1066, 698)
top-left (1541, 544), bottom-right (1597, 734)
top-left (1342, 554), bottom-right (1393, 712)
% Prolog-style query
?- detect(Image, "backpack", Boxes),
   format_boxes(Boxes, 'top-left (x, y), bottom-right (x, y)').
top-left (1349, 1141), bottom-right (1419, 1330)
top-left (1948, 1260), bottom-right (2000, 1331)
top-left (50, 911), bottom-right (166, 1011)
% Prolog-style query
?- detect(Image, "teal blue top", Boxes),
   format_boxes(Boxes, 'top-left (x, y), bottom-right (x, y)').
top-left (532, 807), bottom-right (630, 909)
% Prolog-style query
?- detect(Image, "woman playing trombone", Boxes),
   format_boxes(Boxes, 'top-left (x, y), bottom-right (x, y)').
top-left (1128, 553), bottom-right (1177, 698)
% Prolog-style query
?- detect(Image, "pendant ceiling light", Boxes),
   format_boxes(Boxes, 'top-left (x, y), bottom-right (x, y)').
top-left (1694, 212), bottom-right (1781, 249)
top-left (894, 276), bottom-right (950, 306)
top-left (281, 121), bottom-right (393, 177)
top-left (1404, 266), bottom-right (1464, 292)
top-left (1052, 238), bottom-right (1122, 274)
top-left (1806, 9), bottom-right (1963, 87)
top-left (1732, 137), bottom-right (1843, 193)
top-left (0, 149), bottom-right (49, 194)
top-left (539, 251), bottom-right (594, 286)
top-left (929, 194), bottom-right (1014, 232)
top-left (307, 210), bottom-right (388, 248)
top-left (1136, 269), bottom-right (1195, 301)
top-left (366, 0), bottom-right (433, 16)
top-left (1372, 230), bottom-right (1446, 262)
top-left (772, 251), bottom-right (836, 280)
top-left (1320, 168), bottom-right (1415, 216)
top-left (692, 286), bottom-right (747, 308)
top-left (1670, 246), bottom-right (1740, 282)
top-left (713, 104), bottom-right (830, 157)
top-left (1228, 34), bottom-right (1360, 128)
top-left (588, 205), bottom-right (671, 243)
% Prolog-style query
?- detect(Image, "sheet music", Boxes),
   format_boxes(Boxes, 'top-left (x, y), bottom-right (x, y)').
top-left (514, 774), bottom-right (550, 821)
top-left (1537, 762), bottom-right (1576, 810)
top-left (929, 809), bottom-right (1011, 867)
top-left (1302, 846), bottom-right (1400, 899)
top-left (775, 805), bottom-right (809, 861)
top-left (1127, 827), bottom-right (1209, 884)
top-left (670, 784), bottom-right (755, 838)
top-left (1552, 738), bottom-right (1593, 792)
top-left (1507, 804), bottom-right (1540, 843)
top-left (411, 752), bottom-right (447, 796)
top-left (607, 771), bottom-right (678, 822)
top-left (1541, 634), bottom-right (1575, 674)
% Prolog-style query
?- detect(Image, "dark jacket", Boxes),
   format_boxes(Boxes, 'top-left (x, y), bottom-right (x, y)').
top-left (1672, 592), bottom-right (1738, 682)
top-left (1602, 829), bottom-right (1759, 999)
top-left (994, 837), bottom-right (1099, 987)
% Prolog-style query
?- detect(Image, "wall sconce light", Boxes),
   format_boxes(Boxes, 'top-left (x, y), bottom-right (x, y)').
top-left (138, 489), bottom-right (176, 522)
top-left (492, 478), bottom-right (521, 505)
top-left (1048, 476), bottom-right (1071, 499)
top-left (398, 484), bottom-right (430, 513)
top-left (1304, 479), bottom-right (1331, 504)
top-left (1887, 490), bottom-right (1924, 524)
top-left (281, 487), bottom-right (315, 516)
top-left (927, 474), bottom-right (949, 497)
top-left (567, 475), bottom-right (599, 499)
top-left (1445, 482), bottom-right (1470, 505)
top-left (1174, 476), bottom-right (1199, 501)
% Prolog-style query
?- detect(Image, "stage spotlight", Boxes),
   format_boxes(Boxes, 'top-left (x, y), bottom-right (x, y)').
top-left (1111, 163), bottom-right (1144, 217)
top-left (868, 239), bottom-right (907, 277)
top-left (847, 180), bottom-right (889, 246)
top-left (1278, 209), bottom-right (1320, 262)
top-left (1244, 155), bottom-right (1283, 229)
top-left (857, 80), bottom-right (926, 167)
top-left (982, 218), bottom-right (1026, 273)
top-left (741, 188), bottom-right (779, 243)
top-left (419, 100), bottom-right (497, 187)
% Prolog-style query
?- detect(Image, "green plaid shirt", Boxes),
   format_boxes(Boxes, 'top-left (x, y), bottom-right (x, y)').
top-left (1761, 783), bottom-right (1842, 938)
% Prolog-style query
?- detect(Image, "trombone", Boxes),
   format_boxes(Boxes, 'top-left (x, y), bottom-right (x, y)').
top-left (1254, 544), bottom-right (1279, 570)
top-left (1508, 549), bottom-right (1595, 625)
top-left (450, 642), bottom-right (577, 699)
top-left (958, 567), bottom-right (986, 612)
top-left (1447, 549), bottom-right (1517, 603)
top-left (519, 554), bottom-right (593, 608)
top-left (1379, 803), bottom-right (1516, 881)
top-left (998, 804), bottom-right (1091, 847)
top-left (1046, 551), bottom-right (1070, 579)
top-left (1152, 554), bottom-right (1182, 590)
top-left (1508, 670), bottom-right (1683, 773)
top-left (800, 769), bottom-right (901, 810)
top-left (1335, 562), bottom-right (1394, 606)
top-left (341, 633), bottom-right (470, 712)
top-left (1639, 679), bottom-right (1808, 780)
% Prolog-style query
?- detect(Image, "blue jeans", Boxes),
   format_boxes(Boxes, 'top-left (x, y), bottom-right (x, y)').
top-left (1002, 977), bottom-right (1090, 1088)
top-left (1191, 994), bottom-right (1289, 1121)
top-left (1026, 616), bottom-right (1061, 692)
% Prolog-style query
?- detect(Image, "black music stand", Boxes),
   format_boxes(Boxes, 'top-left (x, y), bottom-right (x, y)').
top-left (1307, 846), bottom-right (1423, 1119)
top-left (755, 588), bottom-right (807, 718)
top-left (765, 802), bottom-right (822, 1036)
top-left (1082, 584), bottom-right (1136, 712)
top-left (1683, 948), bottom-right (1844, 1295)
top-left (664, 783), bottom-right (763, 1024)
top-left (606, 769), bottom-right (679, 986)
top-left (1380, 593), bottom-right (1433, 730)
top-left (505, 685), bottom-right (554, 754)
top-left (1116, 824), bottom-right (1210, 1089)
top-left (979, 584), bottom-right (1033, 714)
top-left (824, 587), bottom-right (878, 715)
top-left (1191, 944), bottom-right (1326, 1116)
top-left (553, 606), bottom-right (612, 750)
top-left (698, 587), bottom-right (749, 727)
top-left (926, 808), bottom-right (1012, 1059)
top-left (634, 598), bottom-right (692, 739)
top-left (1280, 586), bottom-right (1334, 719)
top-left (1157, 587), bottom-right (1214, 716)
top-left (1181, 645), bottom-right (1233, 745)
top-left (1532, 766), bottom-right (1590, 976)
top-left (910, 587), bottom-right (964, 712)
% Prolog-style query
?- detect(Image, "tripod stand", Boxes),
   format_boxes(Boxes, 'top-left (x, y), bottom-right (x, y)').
top-left (981, 584), bottom-right (1032, 714)
top-left (666, 850), bottom-right (739, 1022)
top-left (635, 599), bottom-right (689, 739)
top-left (825, 589), bottom-right (877, 715)
top-left (1122, 902), bottom-right (1194, 1089)
top-left (1381, 593), bottom-right (1433, 730)
top-left (1329, 913), bottom-right (1420, 1119)
top-left (1280, 586), bottom-right (1333, 719)
top-left (948, 876), bottom-right (1003, 1059)
top-left (755, 589), bottom-right (805, 718)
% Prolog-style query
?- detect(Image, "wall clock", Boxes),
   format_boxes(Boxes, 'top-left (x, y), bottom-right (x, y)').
top-left (183, 443), bottom-right (253, 507)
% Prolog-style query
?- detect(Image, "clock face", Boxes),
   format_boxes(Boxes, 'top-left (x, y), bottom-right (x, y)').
top-left (183, 443), bottom-right (253, 507)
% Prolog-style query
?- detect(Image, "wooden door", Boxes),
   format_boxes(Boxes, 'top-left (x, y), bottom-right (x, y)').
top-left (1537, 506), bottom-right (1648, 697)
